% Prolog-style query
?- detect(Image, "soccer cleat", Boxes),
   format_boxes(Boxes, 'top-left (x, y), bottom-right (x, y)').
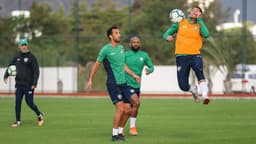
top-left (203, 98), bottom-right (210, 105)
top-left (191, 87), bottom-right (199, 103)
top-left (118, 134), bottom-right (126, 141)
top-left (111, 135), bottom-right (119, 142)
top-left (38, 112), bottom-right (44, 126)
top-left (129, 127), bottom-right (138, 136)
top-left (11, 121), bottom-right (21, 128)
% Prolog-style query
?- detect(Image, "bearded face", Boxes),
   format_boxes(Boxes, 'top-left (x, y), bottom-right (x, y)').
top-left (130, 37), bottom-right (141, 52)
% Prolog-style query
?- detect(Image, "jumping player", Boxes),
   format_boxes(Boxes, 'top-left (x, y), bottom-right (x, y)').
top-left (163, 6), bottom-right (210, 104)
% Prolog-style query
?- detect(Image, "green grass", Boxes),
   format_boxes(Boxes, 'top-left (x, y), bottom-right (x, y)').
top-left (0, 97), bottom-right (255, 144)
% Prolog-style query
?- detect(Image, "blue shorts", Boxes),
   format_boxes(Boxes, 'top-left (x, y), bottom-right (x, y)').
top-left (106, 83), bottom-right (132, 104)
top-left (176, 55), bottom-right (205, 91)
top-left (127, 86), bottom-right (140, 98)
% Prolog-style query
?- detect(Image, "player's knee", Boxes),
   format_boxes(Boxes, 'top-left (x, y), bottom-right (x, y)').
top-left (179, 84), bottom-right (190, 91)
top-left (123, 106), bottom-right (131, 114)
top-left (132, 101), bottom-right (140, 109)
top-left (131, 95), bottom-right (140, 108)
top-left (116, 103), bottom-right (124, 113)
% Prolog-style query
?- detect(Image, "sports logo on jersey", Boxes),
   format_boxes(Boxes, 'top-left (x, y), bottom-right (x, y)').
top-left (120, 49), bottom-right (124, 54)
top-left (182, 25), bottom-right (187, 29)
top-left (117, 94), bottom-right (122, 100)
top-left (139, 57), bottom-right (144, 61)
top-left (24, 57), bottom-right (29, 63)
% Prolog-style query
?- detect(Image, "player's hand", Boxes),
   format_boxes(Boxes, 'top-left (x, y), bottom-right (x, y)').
top-left (145, 68), bottom-right (150, 75)
top-left (86, 80), bottom-right (93, 90)
top-left (167, 36), bottom-right (174, 42)
top-left (196, 11), bottom-right (202, 18)
top-left (133, 74), bottom-right (141, 83)
top-left (3, 77), bottom-right (8, 84)
top-left (31, 85), bottom-right (36, 90)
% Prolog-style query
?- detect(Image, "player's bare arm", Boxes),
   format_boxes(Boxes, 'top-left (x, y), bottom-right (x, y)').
top-left (86, 61), bottom-right (101, 89)
top-left (124, 64), bottom-right (140, 83)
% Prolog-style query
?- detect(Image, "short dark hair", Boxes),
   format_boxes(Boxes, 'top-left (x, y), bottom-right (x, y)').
top-left (106, 25), bottom-right (119, 40)
top-left (193, 6), bottom-right (203, 14)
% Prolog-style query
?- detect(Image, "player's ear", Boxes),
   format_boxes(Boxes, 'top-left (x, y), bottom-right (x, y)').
top-left (109, 35), bottom-right (113, 40)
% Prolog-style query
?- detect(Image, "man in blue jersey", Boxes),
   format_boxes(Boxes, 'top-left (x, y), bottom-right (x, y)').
top-left (125, 36), bottom-right (154, 135)
top-left (86, 26), bottom-right (139, 141)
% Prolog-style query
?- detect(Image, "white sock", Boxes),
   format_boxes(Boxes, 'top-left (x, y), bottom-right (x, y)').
top-left (118, 127), bottom-right (123, 134)
top-left (199, 82), bottom-right (208, 99)
top-left (112, 128), bottom-right (118, 136)
top-left (189, 86), bottom-right (197, 93)
top-left (130, 117), bottom-right (136, 128)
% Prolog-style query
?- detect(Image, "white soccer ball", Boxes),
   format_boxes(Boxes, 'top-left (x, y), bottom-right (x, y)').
top-left (7, 65), bottom-right (17, 76)
top-left (169, 9), bottom-right (185, 23)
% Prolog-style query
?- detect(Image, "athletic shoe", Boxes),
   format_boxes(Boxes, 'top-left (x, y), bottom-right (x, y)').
top-left (191, 87), bottom-right (199, 103)
top-left (111, 135), bottom-right (119, 142)
top-left (118, 134), bottom-right (126, 141)
top-left (11, 121), bottom-right (21, 128)
top-left (129, 127), bottom-right (138, 136)
top-left (38, 112), bottom-right (44, 126)
top-left (203, 98), bottom-right (210, 105)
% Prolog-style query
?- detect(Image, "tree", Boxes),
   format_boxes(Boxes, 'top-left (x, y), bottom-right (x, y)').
top-left (29, 1), bottom-right (72, 66)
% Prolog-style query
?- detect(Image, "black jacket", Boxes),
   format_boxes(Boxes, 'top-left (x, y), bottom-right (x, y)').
top-left (4, 51), bottom-right (39, 87)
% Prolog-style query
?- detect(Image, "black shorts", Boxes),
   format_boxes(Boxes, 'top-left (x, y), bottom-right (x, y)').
top-left (106, 83), bottom-right (132, 104)
top-left (127, 86), bottom-right (140, 98)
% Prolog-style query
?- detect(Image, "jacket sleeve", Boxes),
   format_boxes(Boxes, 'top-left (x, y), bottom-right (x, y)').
top-left (197, 18), bottom-right (209, 38)
top-left (31, 54), bottom-right (40, 87)
top-left (163, 23), bottom-right (179, 40)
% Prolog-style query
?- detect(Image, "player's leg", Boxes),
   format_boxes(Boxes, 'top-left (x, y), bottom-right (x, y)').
top-left (106, 83), bottom-right (125, 141)
top-left (118, 102), bottom-right (131, 139)
top-left (113, 101), bottom-right (125, 141)
top-left (116, 84), bottom-right (135, 140)
top-left (176, 56), bottom-right (199, 102)
top-left (191, 55), bottom-right (210, 104)
top-left (176, 56), bottom-right (191, 91)
top-left (12, 86), bottom-right (24, 127)
top-left (24, 87), bottom-right (44, 126)
top-left (129, 88), bottom-right (140, 136)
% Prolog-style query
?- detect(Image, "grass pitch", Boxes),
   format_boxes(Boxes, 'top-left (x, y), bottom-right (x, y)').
top-left (0, 96), bottom-right (255, 144)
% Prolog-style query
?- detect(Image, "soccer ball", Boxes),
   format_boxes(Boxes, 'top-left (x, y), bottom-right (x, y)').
top-left (169, 9), bottom-right (185, 23)
top-left (7, 65), bottom-right (17, 76)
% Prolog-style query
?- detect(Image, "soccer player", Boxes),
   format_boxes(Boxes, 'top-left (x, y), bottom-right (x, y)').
top-left (125, 36), bottom-right (154, 135)
top-left (3, 38), bottom-right (44, 127)
top-left (163, 6), bottom-right (210, 104)
top-left (86, 26), bottom-right (139, 141)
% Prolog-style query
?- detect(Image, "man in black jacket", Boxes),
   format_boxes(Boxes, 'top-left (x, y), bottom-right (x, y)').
top-left (4, 38), bottom-right (44, 128)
